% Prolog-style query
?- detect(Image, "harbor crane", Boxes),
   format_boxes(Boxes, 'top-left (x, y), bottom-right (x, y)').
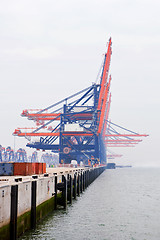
top-left (13, 38), bottom-right (148, 165)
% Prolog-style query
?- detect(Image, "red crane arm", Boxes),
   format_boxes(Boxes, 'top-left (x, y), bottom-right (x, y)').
top-left (104, 134), bottom-right (148, 137)
top-left (97, 76), bottom-right (111, 135)
top-left (97, 38), bottom-right (112, 111)
top-left (103, 92), bottom-right (111, 137)
top-left (27, 113), bottom-right (60, 117)
top-left (105, 139), bottom-right (142, 142)
top-left (107, 154), bottom-right (123, 158)
top-left (13, 130), bottom-right (93, 137)
top-left (31, 113), bottom-right (92, 121)
top-left (107, 145), bottom-right (135, 147)
top-left (107, 142), bottom-right (139, 145)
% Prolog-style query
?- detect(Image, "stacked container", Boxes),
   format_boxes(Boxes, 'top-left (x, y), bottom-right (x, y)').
top-left (0, 162), bottom-right (46, 176)
top-left (0, 163), bottom-right (14, 176)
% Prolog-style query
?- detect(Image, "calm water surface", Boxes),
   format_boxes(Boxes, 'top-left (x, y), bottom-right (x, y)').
top-left (19, 168), bottom-right (160, 240)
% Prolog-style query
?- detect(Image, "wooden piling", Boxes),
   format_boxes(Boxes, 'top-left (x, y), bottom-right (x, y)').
top-left (10, 185), bottom-right (18, 240)
top-left (54, 176), bottom-right (57, 210)
top-left (77, 174), bottom-right (80, 196)
top-left (62, 175), bottom-right (67, 209)
top-left (73, 174), bottom-right (77, 199)
top-left (31, 181), bottom-right (37, 229)
top-left (83, 171), bottom-right (85, 191)
top-left (80, 172), bottom-right (83, 193)
top-left (68, 175), bottom-right (73, 204)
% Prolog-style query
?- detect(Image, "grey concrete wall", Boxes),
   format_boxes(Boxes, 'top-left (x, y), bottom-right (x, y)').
top-left (18, 181), bottom-right (31, 217)
top-left (36, 176), bottom-right (56, 206)
top-left (0, 185), bottom-right (11, 227)
top-left (0, 173), bottom-right (66, 228)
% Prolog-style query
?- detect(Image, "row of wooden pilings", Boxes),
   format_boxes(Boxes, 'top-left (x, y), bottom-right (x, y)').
top-left (55, 166), bottom-right (105, 210)
top-left (10, 166), bottom-right (105, 240)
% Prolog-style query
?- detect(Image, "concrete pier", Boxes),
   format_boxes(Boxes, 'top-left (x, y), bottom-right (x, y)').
top-left (0, 166), bottom-right (105, 240)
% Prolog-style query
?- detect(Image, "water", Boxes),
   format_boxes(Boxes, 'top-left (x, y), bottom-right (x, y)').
top-left (19, 168), bottom-right (160, 240)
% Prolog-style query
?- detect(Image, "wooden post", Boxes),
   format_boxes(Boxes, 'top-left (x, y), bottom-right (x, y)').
top-left (68, 175), bottom-right (73, 204)
top-left (92, 169), bottom-right (94, 182)
top-left (73, 174), bottom-right (77, 199)
top-left (88, 170), bottom-right (90, 185)
top-left (10, 185), bottom-right (18, 240)
top-left (54, 176), bottom-right (57, 210)
top-left (77, 174), bottom-right (80, 196)
top-left (86, 170), bottom-right (89, 187)
top-left (80, 172), bottom-right (83, 193)
top-left (62, 175), bottom-right (67, 209)
top-left (31, 181), bottom-right (37, 229)
top-left (83, 171), bottom-right (85, 191)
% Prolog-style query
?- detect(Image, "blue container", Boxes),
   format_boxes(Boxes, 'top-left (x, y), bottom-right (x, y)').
top-left (0, 163), bottom-right (14, 176)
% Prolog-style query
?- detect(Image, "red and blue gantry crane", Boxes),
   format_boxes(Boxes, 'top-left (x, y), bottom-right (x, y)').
top-left (13, 38), bottom-right (148, 165)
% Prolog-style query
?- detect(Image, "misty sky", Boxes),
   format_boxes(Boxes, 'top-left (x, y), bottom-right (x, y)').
top-left (0, 0), bottom-right (159, 167)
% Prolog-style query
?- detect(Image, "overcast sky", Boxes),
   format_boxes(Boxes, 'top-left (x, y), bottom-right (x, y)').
top-left (0, 0), bottom-right (159, 167)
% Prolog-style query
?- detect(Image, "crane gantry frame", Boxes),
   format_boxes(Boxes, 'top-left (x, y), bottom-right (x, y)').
top-left (13, 38), bottom-right (148, 165)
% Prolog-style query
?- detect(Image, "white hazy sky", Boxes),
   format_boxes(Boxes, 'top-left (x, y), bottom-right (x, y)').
top-left (0, 0), bottom-right (159, 167)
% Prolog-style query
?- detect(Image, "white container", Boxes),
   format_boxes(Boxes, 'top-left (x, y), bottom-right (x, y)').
top-left (64, 124), bottom-right (83, 132)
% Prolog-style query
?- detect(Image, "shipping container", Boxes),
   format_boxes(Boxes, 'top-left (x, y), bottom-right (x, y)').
top-left (64, 123), bottom-right (83, 132)
top-left (35, 163), bottom-right (42, 174)
top-left (32, 163), bottom-right (36, 174)
top-left (13, 163), bottom-right (35, 176)
top-left (0, 162), bottom-right (46, 176)
top-left (42, 163), bottom-right (46, 173)
top-left (26, 163), bottom-right (35, 175)
top-left (13, 163), bottom-right (25, 176)
top-left (0, 163), bottom-right (14, 176)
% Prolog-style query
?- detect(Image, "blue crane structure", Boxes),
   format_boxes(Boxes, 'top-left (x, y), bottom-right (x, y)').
top-left (13, 38), bottom-right (148, 165)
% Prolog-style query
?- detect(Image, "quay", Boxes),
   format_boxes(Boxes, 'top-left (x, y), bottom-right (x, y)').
top-left (0, 165), bottom-right (105, 240)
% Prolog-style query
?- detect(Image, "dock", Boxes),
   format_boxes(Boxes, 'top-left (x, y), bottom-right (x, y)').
top-left (0, 165), bottom-right (105, 240)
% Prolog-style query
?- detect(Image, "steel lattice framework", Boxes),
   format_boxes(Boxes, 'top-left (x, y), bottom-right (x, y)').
top-left (13, 38), bottom-right (148, 165)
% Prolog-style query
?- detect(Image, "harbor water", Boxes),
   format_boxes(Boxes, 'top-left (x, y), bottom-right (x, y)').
top-left (19, 168), bottom-right (160, 240)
